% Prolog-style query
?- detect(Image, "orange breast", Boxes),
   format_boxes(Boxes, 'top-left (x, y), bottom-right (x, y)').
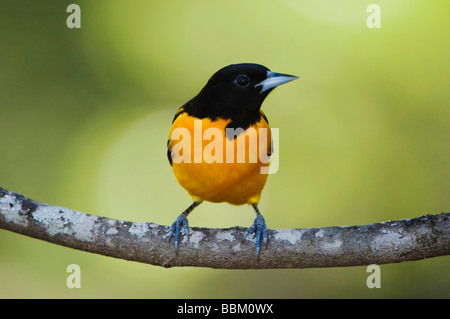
top-left (168, 112), bottom-right (271, 205)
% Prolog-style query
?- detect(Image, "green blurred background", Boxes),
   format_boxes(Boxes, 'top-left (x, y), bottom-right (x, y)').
top-left (0, 0), bottom-right (449, 298)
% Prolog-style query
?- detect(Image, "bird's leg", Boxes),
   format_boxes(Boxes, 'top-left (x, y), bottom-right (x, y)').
top-left (167, 201), bottom-right (200, 250)
top-left (244, 203), bottom-right (268, 256)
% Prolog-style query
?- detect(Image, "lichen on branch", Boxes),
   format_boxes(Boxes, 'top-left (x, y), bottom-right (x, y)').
top-left (0, 187), bottom-right (449, 269)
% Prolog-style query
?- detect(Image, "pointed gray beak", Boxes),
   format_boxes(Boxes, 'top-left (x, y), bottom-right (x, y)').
top-left (255, 70), bottom-right (299, 93)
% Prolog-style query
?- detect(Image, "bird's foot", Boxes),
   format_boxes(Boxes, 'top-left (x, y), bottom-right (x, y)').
top-left (166, 214), bottom-right (190, 250)
top-left (244, 214), bottom-right (268, 256)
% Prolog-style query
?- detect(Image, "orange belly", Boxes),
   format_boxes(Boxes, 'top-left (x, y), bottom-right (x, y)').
top-left (169, 113), bottom-right (271, 205)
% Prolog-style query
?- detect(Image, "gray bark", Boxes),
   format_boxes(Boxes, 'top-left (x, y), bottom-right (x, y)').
top-left (1, 186), bottom-right (449, 269)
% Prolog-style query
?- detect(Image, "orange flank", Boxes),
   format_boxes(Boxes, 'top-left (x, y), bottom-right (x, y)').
top-left (168, 111), bottom-right (271, 205)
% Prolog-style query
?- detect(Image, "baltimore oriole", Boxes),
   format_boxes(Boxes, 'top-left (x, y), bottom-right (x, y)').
top-left (167, 63), bottom-right (298, 255)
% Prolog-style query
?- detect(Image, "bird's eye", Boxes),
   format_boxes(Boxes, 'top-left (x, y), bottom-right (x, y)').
top-left (234, 75), bottom-right (250, 87)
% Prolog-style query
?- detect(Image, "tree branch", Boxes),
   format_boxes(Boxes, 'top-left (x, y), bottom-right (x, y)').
top-left (0, 186), bottom-right (449, 269)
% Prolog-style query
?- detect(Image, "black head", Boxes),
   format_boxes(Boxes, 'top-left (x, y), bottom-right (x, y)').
top-left (182, 63), bottom-right (298, 130)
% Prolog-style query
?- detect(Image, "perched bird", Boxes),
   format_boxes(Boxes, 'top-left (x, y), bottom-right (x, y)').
top-left (167, 63), bottom-right (298, 255)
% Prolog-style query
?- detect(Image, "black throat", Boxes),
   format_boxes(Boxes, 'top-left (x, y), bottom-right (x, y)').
top-left (182, 87), bottom-right (268, 132)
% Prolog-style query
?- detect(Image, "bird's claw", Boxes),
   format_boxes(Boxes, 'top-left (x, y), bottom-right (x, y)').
top-left (244, 214), bottom-right (268, 256)
top-left (167, 214), bottom-right (190, 250)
